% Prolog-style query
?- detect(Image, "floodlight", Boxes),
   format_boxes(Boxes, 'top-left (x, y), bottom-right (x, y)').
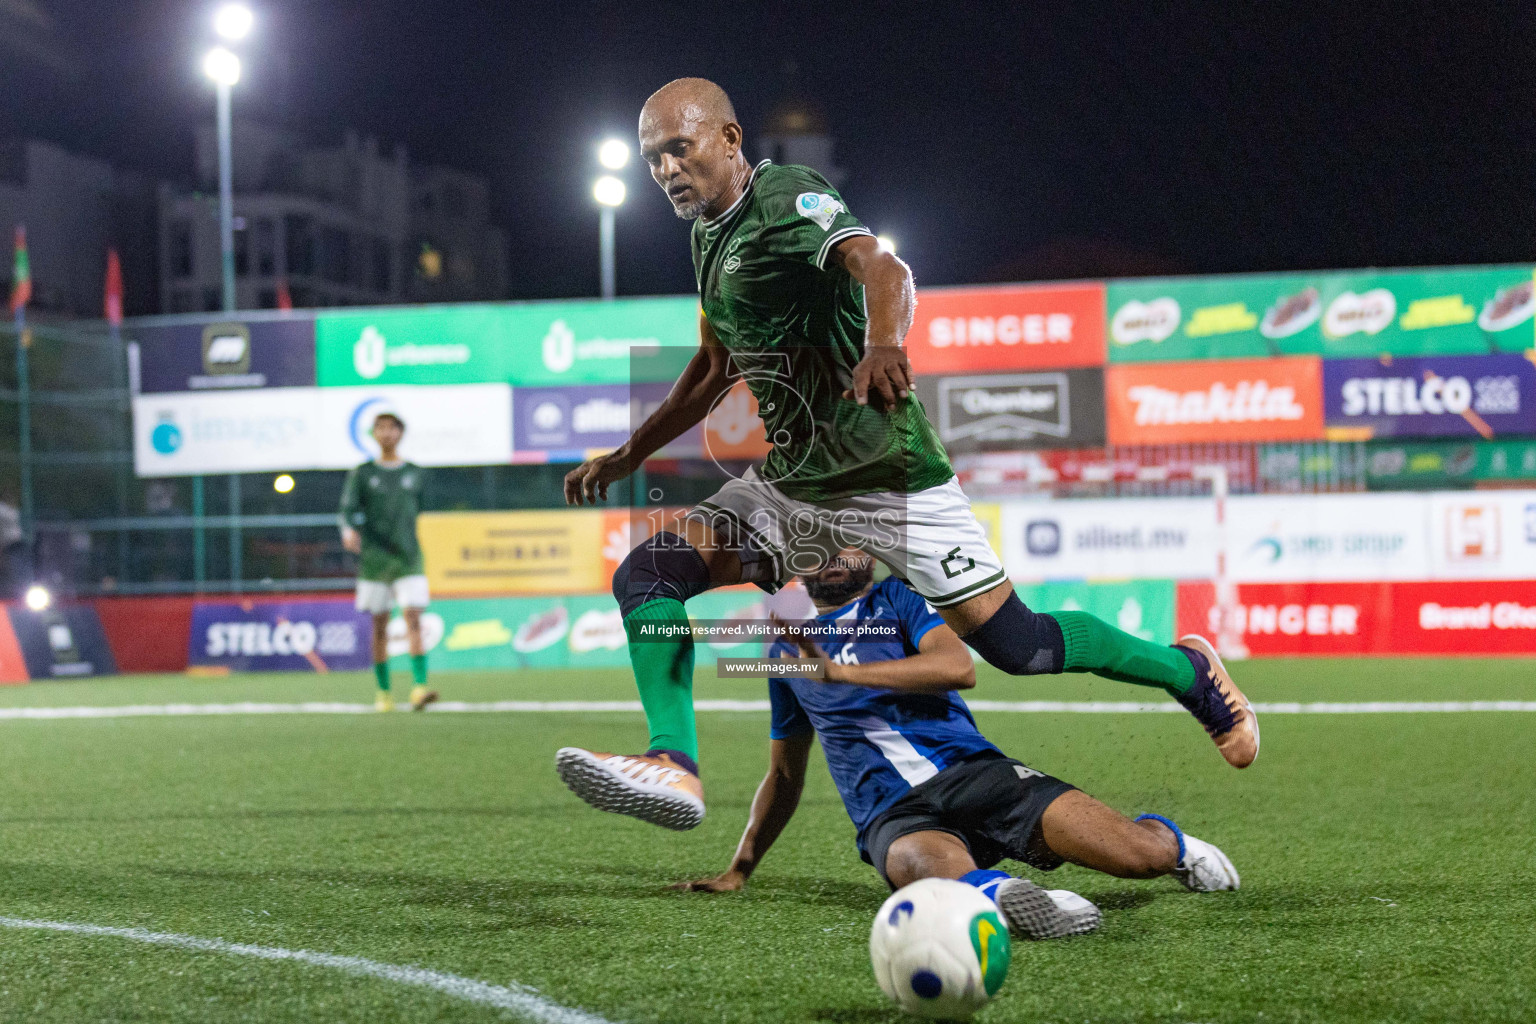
top-left (213, 3), bottom-right (254, 40)
top-left (598, 139), bottom-right (630, 170)
top-left (202, 47), bottom-right (242, 86)
top-left (24, 585), bottom-right (51, 612)
top-left (593, 175), bottom-right (627, 207)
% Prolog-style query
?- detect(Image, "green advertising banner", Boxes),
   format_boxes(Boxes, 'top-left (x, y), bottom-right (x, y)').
top-left (316, 297), bottom-right (700, 387)
top-left (1257, 439), bottom-right (1536, 490)
top-left (427, 589), bottom-right (770, 672)
top-left (1014, 580), bottom-right (1176, 644)
top-left (1107, 265), bottom-right (1534, 362)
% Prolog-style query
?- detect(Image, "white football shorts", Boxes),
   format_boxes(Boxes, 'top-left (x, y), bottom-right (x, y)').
top-left (687, 469), bottom-right (1007, 608)
top-left (355, 574), bottom-right (430, 615)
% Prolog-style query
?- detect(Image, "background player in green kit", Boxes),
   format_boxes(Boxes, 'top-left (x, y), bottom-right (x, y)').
top-left (556, 78), bottom-right (1258, 831)
top-left (339, 412), bottom-right (437, 713)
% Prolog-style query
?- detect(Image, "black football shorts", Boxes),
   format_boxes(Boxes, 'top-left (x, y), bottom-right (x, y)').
top-left (861, 751), bottom-right (1076, 886)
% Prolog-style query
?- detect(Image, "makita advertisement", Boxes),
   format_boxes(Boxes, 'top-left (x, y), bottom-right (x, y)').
top-left (915, 369), bottom-right (1105, 453)
top-left (1104, 357), bottom-right (1325, 445)
top-left (1323, 354), bottom-right (1536, 440)
top-left (189, 599), bottom-right (373, 672)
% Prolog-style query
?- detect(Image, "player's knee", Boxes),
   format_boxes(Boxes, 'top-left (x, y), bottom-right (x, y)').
top-left (959, 592), bottom-right (1065, 676)
top-left (612, 531), bottom-right (712, 616)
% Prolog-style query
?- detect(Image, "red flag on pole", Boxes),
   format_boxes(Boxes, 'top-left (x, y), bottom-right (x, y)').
top-left (104, 248), bottom-right (124, 327)
top-left (9, 226), bottom-right (31, 314)
top-left (275, 278), bottom-right (293, 311)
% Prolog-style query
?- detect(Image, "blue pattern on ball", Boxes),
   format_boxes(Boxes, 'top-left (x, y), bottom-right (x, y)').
top-left (910, 969), bottom-right (943, 999)
top-left (888, 900), bottom-right (915, 926)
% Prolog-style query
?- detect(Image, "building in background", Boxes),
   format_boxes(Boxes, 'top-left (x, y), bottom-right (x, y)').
top-left (409, 165), bottom-right (509, 304)
top-left (757, 98), bottom-right (845, 187)
top-left (158, 122), bottom-right (508, 313)
top-left (0, 138), bottom-right (159, 318)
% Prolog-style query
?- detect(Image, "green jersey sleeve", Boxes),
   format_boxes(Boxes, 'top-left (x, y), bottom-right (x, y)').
top-left (758, 164), bottom-right (873, 271)
top-left (338, 465), bottom-right (363, 532)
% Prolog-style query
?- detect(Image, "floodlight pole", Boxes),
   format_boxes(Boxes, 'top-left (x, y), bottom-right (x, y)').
top-left (216, 80), bottom-right (236, 314)
top-left (599, 206), bottom-right (616, 300)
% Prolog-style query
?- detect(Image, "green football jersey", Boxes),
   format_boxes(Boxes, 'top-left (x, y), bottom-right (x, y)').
top-left (691, 160), bottom-right (953, 501)
top-left (339, 460), bottom-right (425, 582)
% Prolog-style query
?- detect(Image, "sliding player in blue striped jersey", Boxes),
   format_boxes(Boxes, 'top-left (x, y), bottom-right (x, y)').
top-left (671, 548), bottom-right (1239, 940)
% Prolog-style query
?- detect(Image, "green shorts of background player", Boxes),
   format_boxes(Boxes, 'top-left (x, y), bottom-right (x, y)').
top-left (339, 412), bottom-right (437, 713)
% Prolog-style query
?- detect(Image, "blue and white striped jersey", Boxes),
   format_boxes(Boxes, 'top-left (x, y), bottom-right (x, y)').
top-left (767, 578), bottom-right (999, 839)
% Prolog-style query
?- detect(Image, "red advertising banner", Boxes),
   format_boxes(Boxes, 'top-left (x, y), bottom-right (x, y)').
top-left (0, 609), bottom-right (28, 684)
top-left (1388, 580), bottom-right (1536, 656)
top-left (908, 283), bottom-right (1106, 374)
top-left (1106, 356), bottom-right (1325, 445)
top-left (1178, 578), bottom-right (1536, 656)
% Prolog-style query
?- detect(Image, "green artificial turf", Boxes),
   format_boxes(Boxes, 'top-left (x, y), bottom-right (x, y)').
top-left (0, 660), bottom-right (1533, 1022)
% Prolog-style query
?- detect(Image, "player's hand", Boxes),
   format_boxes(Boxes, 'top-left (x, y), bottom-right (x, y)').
top-left (770, 613), bottom-right (834, 681)
top-left (563, 451), bottom-right (632, 506)
top-left (341, 528), bottom-right (362, 554)
top-left (844, 346), bottom-right (914, 410)
top-left (668, 870), bottom-right (747, 893)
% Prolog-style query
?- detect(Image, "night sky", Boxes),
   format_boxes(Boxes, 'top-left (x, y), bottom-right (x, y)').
top-left (2, 0), bottom-right (1533, 302)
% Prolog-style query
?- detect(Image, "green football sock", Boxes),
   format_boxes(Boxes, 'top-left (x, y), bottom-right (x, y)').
top-left (373, 661), bottom-right (391, 692)
top-left (410, 653), bottom-right (428, 686)
top-left (624, 598), bottom-right (698, 761)
top-left (1050, 611), bottom-right (1196, 696)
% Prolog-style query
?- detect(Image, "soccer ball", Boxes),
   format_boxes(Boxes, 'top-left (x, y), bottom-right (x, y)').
top-left (869, 878), bottom-right (1011, 1019)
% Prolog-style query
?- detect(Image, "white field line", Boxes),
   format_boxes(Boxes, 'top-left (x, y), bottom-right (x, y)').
top-left (0, 916), bottom-right (616, 1024)
top-left (1, 699), bottom-right (1534, 722)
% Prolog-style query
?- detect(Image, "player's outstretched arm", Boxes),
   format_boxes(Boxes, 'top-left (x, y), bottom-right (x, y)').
top-left (564, 313), bottom-right (737, 505)
top-left (777, 617), bottom-right (977, 693)
top-left (832, 234), bottom-right (916, 410)
top-left (669, 733), bottom-right (813, 892)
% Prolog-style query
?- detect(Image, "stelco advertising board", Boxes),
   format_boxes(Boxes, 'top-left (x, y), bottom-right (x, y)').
top-left (1322, 354), bottom-right (1536, 440)
top-left (1107, 266), bottom-right (1534, 362)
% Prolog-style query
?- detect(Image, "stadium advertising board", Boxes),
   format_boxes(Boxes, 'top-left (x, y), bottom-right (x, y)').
top-left (1365, 440), bottom-right (1536, 487)
top-left (188, 599), bottom-right (372, 673)
top-left (132, 387), bottom-right (324, 477)
top-left (0, 611), bottom-right (25, 683)
top-left (1108, 266), bottom-right (1535, 362)
top-left (1227, 493), bottom-right (1430, 582)
top-left (315, 298), bottom-right (699, 388)
top-left (915, 369), bottom-right (1106, 453)
top-left (906, 283), bottom-right (1105, 374)
top-left (133, 384), bottom-right (513, 476)
top-left (129, 316), bottom-right (316, 393)
top-left (1176, 578), bottom-right (1536, 656)
top-left (1426, 491), bottom-right (1536, 580)
top-left (1104, 357), bottom-right (1324, 445)
top-left (3, 606), bottom-right (117, 679)
top-left (1322, 354), bottom-right (1536, 440)
top-left (512, 382), bottom-right (697, 460)
top-left (999, 498), bottom-right (1218, 581)
top-left (317, 384), bottom-right (513, 468)
top-left (427, 589), bottom-right (768, 670)
top-left (417, 510), bottom-right (609, 596)
top-left (1015, 579), bottom-right (1176, 644)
